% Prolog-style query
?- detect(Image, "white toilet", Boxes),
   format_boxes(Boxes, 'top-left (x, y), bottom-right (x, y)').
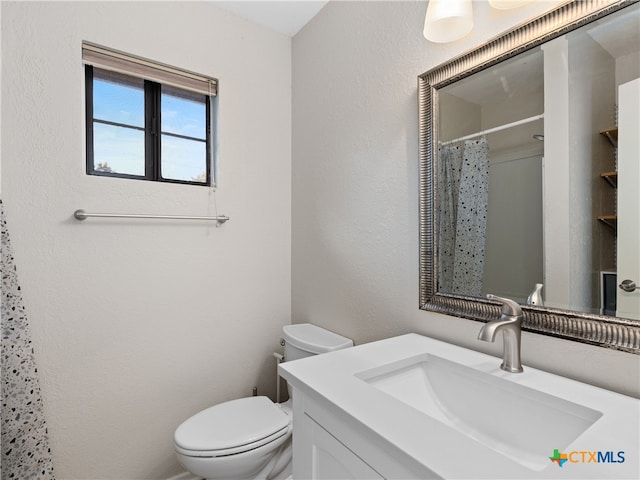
top-left (174, 323), bottom-right (353, 480)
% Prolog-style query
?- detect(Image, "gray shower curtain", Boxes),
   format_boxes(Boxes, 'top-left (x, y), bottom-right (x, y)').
top-left (1, 199), bottom-right (55, 479)
top-left (438, 139), bottom-right (489, 296)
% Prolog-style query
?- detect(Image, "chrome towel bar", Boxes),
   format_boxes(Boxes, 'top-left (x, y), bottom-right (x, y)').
top-left (74, 209), bottom-right (229, 224)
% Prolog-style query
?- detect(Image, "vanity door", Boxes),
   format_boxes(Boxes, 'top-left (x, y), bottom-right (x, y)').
top-left (308, 417), bottom-right (383, 480)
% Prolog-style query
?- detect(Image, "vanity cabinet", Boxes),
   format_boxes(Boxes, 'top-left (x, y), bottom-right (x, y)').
top-left (280, 334), bottom-right (640, 479)
top-left (290, 386), bottom-right (433, 480)
top-left (305, 416), bottom-right (383, 479)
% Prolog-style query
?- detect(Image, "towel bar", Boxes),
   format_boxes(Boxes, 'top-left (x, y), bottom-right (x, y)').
top-left (73, 209), bottom-right (229, 224)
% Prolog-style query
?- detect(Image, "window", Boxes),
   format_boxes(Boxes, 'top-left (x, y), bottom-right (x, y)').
top-left (83, 43), bottom-right (218, 186)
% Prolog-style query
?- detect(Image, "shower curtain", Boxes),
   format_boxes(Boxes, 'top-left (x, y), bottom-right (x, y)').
top-left (438, 138), bottom-right (489, 297)
top-left (1, 199), bottom-right (55, 479)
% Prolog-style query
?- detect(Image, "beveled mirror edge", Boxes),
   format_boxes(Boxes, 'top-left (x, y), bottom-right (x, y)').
top-left (418, 0), bottom-right (640, 354)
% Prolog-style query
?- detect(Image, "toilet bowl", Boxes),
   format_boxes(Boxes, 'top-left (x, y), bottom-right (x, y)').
top-left (174, 324), bottom-right (353, 480)
top-left (175, 397), bottom-right (293, 479)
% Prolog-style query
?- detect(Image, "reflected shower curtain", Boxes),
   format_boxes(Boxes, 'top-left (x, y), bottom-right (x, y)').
top-left (438, 139), bottom-right (489, 296)
top-left (437, 143), bottom-right (464, 294)
top-left (1, 199), bottom-right (55, 479)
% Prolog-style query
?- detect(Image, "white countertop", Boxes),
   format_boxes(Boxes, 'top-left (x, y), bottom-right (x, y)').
top-left (280, 333), bottom-right (640, 479)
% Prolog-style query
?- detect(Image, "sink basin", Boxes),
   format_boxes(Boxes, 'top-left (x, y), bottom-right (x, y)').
top-left (356, 353), bottom-right (603, 471)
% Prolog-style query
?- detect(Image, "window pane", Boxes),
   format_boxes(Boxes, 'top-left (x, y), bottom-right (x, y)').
top-left (161, 135), bottom-right (206, 182)
top-left (161, 85), bottom-right (206, 139)
top-left (93, 123), bottom-right (145, 176)
top-left (93, 69), bottom-right (144, 128)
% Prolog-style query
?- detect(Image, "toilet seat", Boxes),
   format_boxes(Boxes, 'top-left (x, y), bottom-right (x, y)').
top-left (174, 396), bottom-right (291, 458)
top-left (176, 425), bottom-right (291, 458)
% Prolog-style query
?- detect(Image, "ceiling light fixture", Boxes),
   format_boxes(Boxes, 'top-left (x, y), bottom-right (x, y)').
top-left (423, 0), bottom-right (474, 43)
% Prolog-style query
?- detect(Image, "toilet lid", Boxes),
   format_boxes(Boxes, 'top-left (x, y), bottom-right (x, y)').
top-left (174, 396), bottom-right (290, 452)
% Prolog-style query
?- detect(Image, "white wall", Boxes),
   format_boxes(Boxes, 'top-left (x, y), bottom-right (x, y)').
top-left (481, 77), bottom-right (544, 303)
top-left (292, 0), bottom-right (639, 399)
top-left (438, 92), bottom-right (480, 142)
top-left (616, 50), bottom-right (640, 96)
top-left (541, 37), bottom-right (571, 311)
top-left (569, 31), bottom-right (616, 313)
top-left (1, 1), bottom-right (291, 479)
top-left (484, 150), bottom-right (543, 303)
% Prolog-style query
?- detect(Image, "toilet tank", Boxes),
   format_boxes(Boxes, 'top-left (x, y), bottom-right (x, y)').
top-left (282, 323), bottom-right (353, 362)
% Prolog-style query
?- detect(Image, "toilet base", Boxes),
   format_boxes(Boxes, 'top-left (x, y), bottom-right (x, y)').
top-left (256, 436), bottom-right (291, 480)
top-left (270, 461), bottom-right (292, 480)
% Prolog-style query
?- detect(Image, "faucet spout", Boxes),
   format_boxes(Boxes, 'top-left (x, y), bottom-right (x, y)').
top-left (478, 294), bottom-right (524, 373)
top-left (478, 317), bottom-right (515, 342)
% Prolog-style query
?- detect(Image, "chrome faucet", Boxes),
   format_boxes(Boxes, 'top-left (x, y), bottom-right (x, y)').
top-left (478, 294), bottom-right (523, 373)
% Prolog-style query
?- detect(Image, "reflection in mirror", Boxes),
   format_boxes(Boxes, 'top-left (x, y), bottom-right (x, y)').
top-left (438, 48), bottom-right (544, 303)
top-left (434, 3), bottom-right (639, 319)
top-left (419, 0), bottom-right (640, 353)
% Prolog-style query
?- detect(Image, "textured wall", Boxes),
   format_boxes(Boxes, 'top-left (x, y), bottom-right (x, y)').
top-left (1, 1), bottom-right (291, 478)
top-left (291, 0), bottom-right (639, 398)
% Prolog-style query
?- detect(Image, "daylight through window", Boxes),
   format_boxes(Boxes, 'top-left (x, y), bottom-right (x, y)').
top-left (83, 43), bottom-right (217, 186)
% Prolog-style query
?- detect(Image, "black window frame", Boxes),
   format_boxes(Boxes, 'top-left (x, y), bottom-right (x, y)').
top-left (85, 65), bottom-right (213, 186)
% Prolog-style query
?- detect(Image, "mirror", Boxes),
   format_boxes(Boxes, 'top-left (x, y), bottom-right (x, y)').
top-left (419, 0), bottom-right (640, 353)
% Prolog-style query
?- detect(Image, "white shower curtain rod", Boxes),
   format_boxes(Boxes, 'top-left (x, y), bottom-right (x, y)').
top-left (439, 113), bottom-right (544, 146)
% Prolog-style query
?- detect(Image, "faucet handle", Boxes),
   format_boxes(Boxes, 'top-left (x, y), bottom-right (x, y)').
top-left (486, 294), bottom-right (522, 317)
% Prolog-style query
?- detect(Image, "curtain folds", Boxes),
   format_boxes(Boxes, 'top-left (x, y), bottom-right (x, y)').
top-left (437, 139), bottom-right (489, 297)
top-left (1, 199), bottom-right (55, 480)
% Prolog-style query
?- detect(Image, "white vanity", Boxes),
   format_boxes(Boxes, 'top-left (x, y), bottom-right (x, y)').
top-left (279, 334), bottom-right (639, 479)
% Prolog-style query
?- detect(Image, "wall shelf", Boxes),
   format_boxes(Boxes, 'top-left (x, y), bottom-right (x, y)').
top-left (598, 127), bottom-right (618, 229)
top-left (597, 215), bottom-right (617, 229)
top-left (600, 171), bottom-right (618, 188)
top-left (600, 127), bottom-right (618, 147)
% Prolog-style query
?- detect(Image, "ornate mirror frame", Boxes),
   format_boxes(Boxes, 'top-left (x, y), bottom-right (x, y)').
top-left (418, 0), bottom-right (640, 354)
